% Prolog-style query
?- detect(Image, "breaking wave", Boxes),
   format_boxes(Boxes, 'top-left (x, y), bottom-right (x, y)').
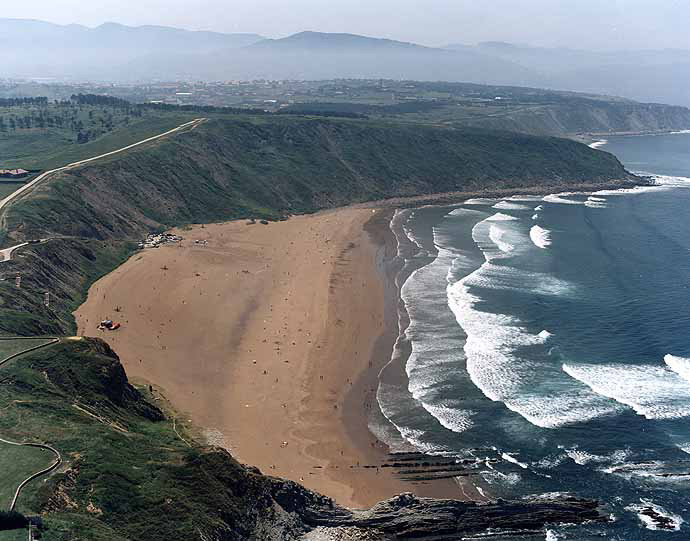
top-left (563, 361), bottom-right (690, 420)
top-left (530, 225), bottom-right (552, 249)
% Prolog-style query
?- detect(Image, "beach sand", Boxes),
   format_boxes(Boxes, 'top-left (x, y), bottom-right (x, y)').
top-left (75, 208), bottom-right (464, 508)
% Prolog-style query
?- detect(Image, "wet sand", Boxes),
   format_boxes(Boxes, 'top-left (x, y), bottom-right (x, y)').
top-left (75, 208), bottom-right (464, 508)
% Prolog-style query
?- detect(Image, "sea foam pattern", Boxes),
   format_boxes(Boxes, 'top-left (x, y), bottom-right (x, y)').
top-left (446, 215), bottom-right (623, 428)
top-left (530, 225), bottom-right (552, 249)
top-left (563, 362), bottom-right (690, 420)
top-left (665, 355), bottom-right (690, 383)
top-left (397, 210), bottom-right (488, 437)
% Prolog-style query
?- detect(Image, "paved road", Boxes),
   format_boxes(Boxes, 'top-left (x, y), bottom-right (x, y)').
top-left (0, 239), bottom-right (55, 264)
top-left (0, 242), bottom-right (28, 263)
top-left (0, 338), bottom-right (61, 511)
top-left (0, 118), bottom-right (206, 225)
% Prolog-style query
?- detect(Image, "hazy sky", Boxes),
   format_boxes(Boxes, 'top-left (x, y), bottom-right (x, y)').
top-left (4, 0), bottom-right (690, 50)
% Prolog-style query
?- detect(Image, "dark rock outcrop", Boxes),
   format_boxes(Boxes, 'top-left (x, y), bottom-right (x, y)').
top-left (265, 478), bottom-right (607, 540)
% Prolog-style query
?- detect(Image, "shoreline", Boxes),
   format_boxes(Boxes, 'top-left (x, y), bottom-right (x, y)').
top-left (72, 178), bottom-right (651, 510)
top-left (74, 207), bottom-right (469, 509)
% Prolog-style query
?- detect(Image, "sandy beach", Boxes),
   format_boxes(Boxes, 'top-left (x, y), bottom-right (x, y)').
top-left (75, 208), bottom-right (464, 508)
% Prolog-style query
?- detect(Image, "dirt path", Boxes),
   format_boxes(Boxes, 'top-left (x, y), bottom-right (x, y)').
top-left (0, 118), bottom-right (206, 232)
top-left (0, 337), bottom-right (61, 511)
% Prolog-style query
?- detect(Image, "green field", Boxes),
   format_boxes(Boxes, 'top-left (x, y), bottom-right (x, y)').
top-left (0, 184), bottom-right (23, 200)
top-left (0, 528), bottom-right (26, 540)
top-left (0, 104), bottom-right (196, 172)
top-left (0, 339), bottom-right (55, 363)
top-left (0, 442), bottom-right (55, 512)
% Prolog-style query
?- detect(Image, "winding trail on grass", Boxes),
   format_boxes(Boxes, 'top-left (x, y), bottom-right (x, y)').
top-left (0, 117), bottom-right (206, 230)
top-left (0, 337), bottom-right (61, 511)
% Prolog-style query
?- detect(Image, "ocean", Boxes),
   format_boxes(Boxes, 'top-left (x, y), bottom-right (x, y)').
top-left (376, 132), bottom-right (690, 539)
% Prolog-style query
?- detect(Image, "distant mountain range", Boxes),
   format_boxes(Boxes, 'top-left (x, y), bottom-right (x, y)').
top-left (1, 19), bottom-right (689, 106)
top-left (446, 42), bottom-right (690, 107)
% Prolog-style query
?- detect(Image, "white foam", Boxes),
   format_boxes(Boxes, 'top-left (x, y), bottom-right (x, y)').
top-left (486, 212), bottom-right (519, 222)
top-left (543, 192), bottom-right (583, 205)
top-left (589, 140), bottom-right (608, 149)
top-left (564, 447), bottom-right (631, 466)
top-left (538, 330), bottom-right (553, 341)
top-left (489, 224), bottom-right (514, 253)
top-left (464, 198), bottom-right (497, 205)
top-left (480, 469), bottom-right (522, 486)
top-left (664, 355), bottom-right (690, 383)
top-left (445, 220), bottom-right (622, 429)
top-left (501, 452), bottom-right (529, 469)
top-left (422, 403), bottom-right (475, 433)
top-left (534, 205), bottom-right (544, 211)
top-left (563, 362), bottom-right (690, 420)
top-left (626, 500), bottom-right (685, 531)
top-left (585, 195), bottom-right (608, 209)
top-left (530, 225), bottom-right (552, 249)
top-left (492, 201), bottom-right (530, 210)
top-left (507, 195), bottom-right (545, 202)
top-left (545, 529), bottom-right (565, 541)
top-left (592, 175), bottom-right (690, 197)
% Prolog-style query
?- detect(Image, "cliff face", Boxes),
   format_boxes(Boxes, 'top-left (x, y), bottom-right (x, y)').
top-left (8, 339), bottom-right (607, 540)
top-left (0, 116), bottom-right (625, 538)
top-left (3, 116), bottom-right (631, 242)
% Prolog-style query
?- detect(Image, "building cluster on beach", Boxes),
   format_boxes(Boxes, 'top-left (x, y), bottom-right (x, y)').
top-left (138, 233), bottom-right (183, 249)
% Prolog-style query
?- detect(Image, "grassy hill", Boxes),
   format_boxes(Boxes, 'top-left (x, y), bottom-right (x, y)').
top-left (0, 113), bottom-right (629, 537)
top-left (0, 339), bottom-right (606, 539)
top-left (0, 114), bottom-right (634, 335)
top-left (3, 115), bottom-right (631, 243)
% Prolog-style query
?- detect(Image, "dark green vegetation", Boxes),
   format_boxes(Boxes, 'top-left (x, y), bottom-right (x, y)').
top-left (0, 339), bottom-right (607, 540)
top-left (0, 240), bottom-right (134, 335)
top-left (0, 338), bottom-right (286, 540)
top-left (279, 81), bottom-right (690, 137)
top-left (5, 79), bottom-right (690, 139)
top-left (0, 115), bottom-right (634, 335)
top-left (0, 512), bottom-right (28, 531)
top-left (0, 338), bottom-right (55, 360)
top-left (0, 97), bottom-right (196, 172)
top-left (0, 111), bottom-right (632, 538)
top-left (0, 443), bottom-right (55, 511)
top-left (4, 116), bottom-right (630, 242)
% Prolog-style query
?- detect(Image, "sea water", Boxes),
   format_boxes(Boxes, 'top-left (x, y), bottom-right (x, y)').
top-left (377, 133), bottom-right (690, 539)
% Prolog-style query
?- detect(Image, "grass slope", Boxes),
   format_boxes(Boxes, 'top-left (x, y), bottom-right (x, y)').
top-left (0, 339), bottom-right (324, 540)
top-left (0, 443), bottom-right (55, 512)
top-left (4, 116), bottom-right (631, 241)
top-left (0, 240), bottom-right (134, 335)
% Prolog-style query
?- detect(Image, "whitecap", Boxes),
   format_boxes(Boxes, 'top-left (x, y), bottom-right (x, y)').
top-left (664, 355), bottom-right (690, 383)
top-left (563, 362), bottom-right (690, 420)
top-left (530, 225), bottom-right (552, 249)
top-left (585, 195), bottom-right (609, 209)
top-left (489, 224), bottom-right (514, 253)
top-left (486, 212), bottom-right (519, 222)
top-left (501, 452), bottom-right (529, 469)
top-left (531, 213), bottom-right (539, 220)
top-left (626, 500), bottom-right (685, 531)
top-left (422, 403), bottom-right (475, 433)
top-left (543, 192), bottom-right (584, 205)
top-left (464, 198), bottom-right (497, 205)
top-left (492, 201), bottom-right (531, 210)
top-left (545, 529), bottom-right (565, 541)
top-left (447, 272), bottom-right (620, 428)
top-left (589, 140), bottom-right (608, 149)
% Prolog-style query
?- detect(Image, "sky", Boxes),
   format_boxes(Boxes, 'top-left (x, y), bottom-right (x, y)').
top-left (4, 0), bottom-right (690, 50)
